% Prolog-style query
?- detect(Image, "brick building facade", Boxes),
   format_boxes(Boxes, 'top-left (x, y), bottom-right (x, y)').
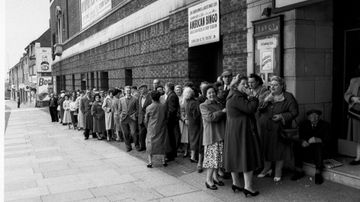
top-left (51, 0), bottom-right (248, 91)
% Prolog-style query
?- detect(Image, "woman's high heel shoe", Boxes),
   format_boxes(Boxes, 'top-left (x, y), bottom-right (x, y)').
top-left (257, 169), bottom-right (272, 178)
top-left (147, 163), bottom-right (152, 168)
top-left (243, 189), bottom-right (259, 197)
top-left (205, 182), bottom-right (217, 190)
top-left (231, 185), bottom-right (243, 192)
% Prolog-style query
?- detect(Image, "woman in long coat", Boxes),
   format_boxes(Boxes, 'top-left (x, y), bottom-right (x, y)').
top-left (344, 65), bottom-right (360, 165)
top-left (200, 85), bottom-right (226, 190)
top-left (258, 76), bottom-right (299, 182)
top-left (91, 94), bottom-right (106, 140)
top-left (177, 85), bottom-right (189, 157)
top-left (76, 91), bottom-right (85, 130)
top-left (62, 95), bottom-right (72, 128)
top-left (224, 75), bottom-right (261, 197)
top-left (112, 89), bottom-right (123, 141)
top-left (145, 91), bottom-right (171, 167)
top-left (102, 89), bottom-right (114, 141)
top-left (184, 87), bottom-right (202, 162)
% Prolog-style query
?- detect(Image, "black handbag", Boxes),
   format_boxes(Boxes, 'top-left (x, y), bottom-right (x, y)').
top-left (280, 119), bottom-right (299, 141)
top-left (348, 103), bottom-right (360, 120)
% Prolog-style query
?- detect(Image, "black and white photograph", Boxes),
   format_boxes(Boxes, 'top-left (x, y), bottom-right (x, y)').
top-left (2, 0), bottom-right (360, 201)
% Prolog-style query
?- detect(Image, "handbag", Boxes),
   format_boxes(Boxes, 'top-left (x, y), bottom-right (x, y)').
top-left (280, 119), bottom-right (299, 141)
top-left (348, 103), bottom-right (360, 120)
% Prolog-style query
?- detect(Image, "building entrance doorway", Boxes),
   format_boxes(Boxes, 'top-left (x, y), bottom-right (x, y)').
top-left (188, 41), bottom-right (222, 85)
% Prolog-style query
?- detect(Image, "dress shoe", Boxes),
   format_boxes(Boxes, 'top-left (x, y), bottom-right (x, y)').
top-left (349, 159), bottom-right (360, 165)
top-left (147, 163), bottom-right (152, 168)
top-left (213, 179), bottom-right (224, 186)
top-left (205, 182), bottom-right (217, 190)
top-left (137, 148), bottom-right (146, 152)
top-left (197, 165), bottom-right (203, 173)
top-left (315, 173), bottom-right (324, 185)
top-left (163, 161), bottom-right (168, 167)
top-left (243, 189), bottom-right (259, 197)
top-left (257, 169), bottom-right (272, 178)
top-left (231, 185), bottom-right (243, 192)
top-left (291, 171), bottom-right (305, 181)
top-left (273, 177), bottom-right (281, 182)
top-left (190, 159), bottom-right (197, 163)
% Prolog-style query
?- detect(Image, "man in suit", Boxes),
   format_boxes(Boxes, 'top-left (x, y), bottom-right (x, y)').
top-left (164, 82), bottom-right (181, 161)
top-left (119, 86), bottom-right (138, 151)
top-left (137, 84), bottom-right (152, 151)
top-left (49, 93), bottom-right (58, 122)
top-left (81, 90), bottom-right (94, 140)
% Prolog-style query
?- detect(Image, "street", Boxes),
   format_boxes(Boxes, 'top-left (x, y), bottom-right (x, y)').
top-left (4, 100), bottom-right (360, 202)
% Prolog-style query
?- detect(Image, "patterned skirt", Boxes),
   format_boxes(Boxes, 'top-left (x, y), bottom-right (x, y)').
top-left (203, 141), bottom-right (224, 169)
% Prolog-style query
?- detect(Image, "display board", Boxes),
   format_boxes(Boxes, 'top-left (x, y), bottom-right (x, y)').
top-left (81, 0), bottom-right (112, 29)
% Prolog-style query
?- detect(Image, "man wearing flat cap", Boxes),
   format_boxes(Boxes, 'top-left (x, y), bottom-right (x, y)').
top-left (292, 109), bottom-right (331, 185)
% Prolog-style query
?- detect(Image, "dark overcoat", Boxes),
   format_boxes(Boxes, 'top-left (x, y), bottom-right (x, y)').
top-left (91, 100), bottom-right (106, 133)
top-left (81, 96), bottom-right (93, 130)
top-left (224, 90), bottom-right (261, 172)
top-left (185, 98), bottom-right (202, 152)
top-left (258, 91), bottom-right (299, 161)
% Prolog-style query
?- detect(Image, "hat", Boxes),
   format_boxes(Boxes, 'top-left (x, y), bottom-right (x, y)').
top-left (306, 109), bottom-right (322, 116)
top-left (139, 84), bottom-right (148, 89)
top-left (221, 70), bottom-right (232, 77)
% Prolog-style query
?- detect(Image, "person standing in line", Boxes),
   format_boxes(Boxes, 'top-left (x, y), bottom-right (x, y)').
top-left (184, 86), bottom-right (202, 163)
top-left (17, 93), bottom-right (21, 108)
top-left (257, 76), bottom-right (299, 182)
top-left (137, 84), bottom-right (152, 151)
top-left (69, 95), bottom-right (78, 129)
top-left (200, 84), bottom-right (226, 190)
top-left (217, 70), bottom-right (233, 105)
top-left (76, 91), bottom-right (85, 130)
top-left (177, 85), bottom-right (189, 157)
top-left (81, 90), bottom-right (94, 140)
top-left (62, 94), bottom-right (72, 129)
top-left (152, 79), bottom-right (160, 91)
top-left (224, 75), bottom-right (261, 197)
top-left (92, 94), bottom-right (106, 140)
top-left (344, 64), bottom-right (360, 165)
top-left (164, 82), bottom-right (181, 161)
top-left (119, 86), bottom-right (139, 151)
top-left (103, 89), bottom-right (115, 141)
top-left (58, 90), bottom-right (66, 124)
top-left (49, 93), bottom-right (58, 122)
top-left (112, 89), bottom-right (123, 141)
top-left (145, 91), bottom-right (171, 167)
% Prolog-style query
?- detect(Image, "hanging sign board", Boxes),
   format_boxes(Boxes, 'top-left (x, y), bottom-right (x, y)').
top-left (36, 48), bottom-right (52, 72)
top-left (188, 0), bottom-right (219, 47)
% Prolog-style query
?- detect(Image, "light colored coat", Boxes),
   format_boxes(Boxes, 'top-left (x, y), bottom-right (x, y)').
top-left (102, 96), bottom-right (114, 130)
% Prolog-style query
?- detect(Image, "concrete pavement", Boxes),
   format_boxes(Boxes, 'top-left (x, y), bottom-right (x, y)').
top-left (4, 100), bottom-right (360, 202)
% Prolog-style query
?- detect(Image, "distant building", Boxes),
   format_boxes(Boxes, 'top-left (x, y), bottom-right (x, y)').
top-left (8, 29), bottom-right (52, 106)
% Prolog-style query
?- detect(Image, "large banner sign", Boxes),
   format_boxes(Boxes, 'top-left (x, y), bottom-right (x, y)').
top-left (188, 0), bottom-right (219, 47)
top-left (37, 76), bottom-right (53, 101)
top-left (81, 0), bottom-right (112, 29)
top-left (36, 48), bottom-right (52, 72)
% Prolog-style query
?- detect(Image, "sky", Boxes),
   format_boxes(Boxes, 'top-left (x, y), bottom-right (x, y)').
top-left (5, 0), bottom-right (50, 71)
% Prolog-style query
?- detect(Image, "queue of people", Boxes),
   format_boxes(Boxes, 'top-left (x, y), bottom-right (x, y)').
top-left (48, 69), bottom-right (350, 198)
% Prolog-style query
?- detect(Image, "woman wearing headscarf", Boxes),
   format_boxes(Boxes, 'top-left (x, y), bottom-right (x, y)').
top-left (91, 94), bottom-right (106, 140)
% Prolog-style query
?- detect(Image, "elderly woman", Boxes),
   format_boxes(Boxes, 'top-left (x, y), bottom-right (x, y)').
top-left (200, 84), bottom-right (226, 190)
top-left (224, 75), bottom-right (261, 197)
top-left (248, 73), bottom-right (268, 100)
top-left (258, 76), bottom-right (299, 182)
top-left (102, 89), bottom-right (115, 141)
top-left (145, 91), bottom-right (171, 167)
top-left (176, 85), bottom-right (189, 157)
top-left (91, 94), bottom-right (106, 140)
top-left (344, 64), bottom-right (360, 165)
top-left (185, 87), bottom-right (202, 162)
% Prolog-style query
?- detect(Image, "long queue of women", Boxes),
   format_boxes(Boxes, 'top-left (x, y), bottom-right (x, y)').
top-left (48, 71), bottom-right (299, 198)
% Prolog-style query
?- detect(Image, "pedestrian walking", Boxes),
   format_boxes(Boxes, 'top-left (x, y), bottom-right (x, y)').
top-left (257, 76), bottom-right (299, 182)
top-left (62, 95), bottom-right (72, 128)
top-left (224, 75), bottom-right (261, 197)
top-left (145, 90), bottom-right (171, 168)
top-left (200, 84), bottom-right (226, 191)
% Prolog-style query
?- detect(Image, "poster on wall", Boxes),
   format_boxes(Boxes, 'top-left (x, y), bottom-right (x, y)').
top-left (36, 48), bottom-right (52, 72)
top-left (253, 16), bottom-right (283, 84)
top-left (37, 76), bottom-right (53, 101)
top-left (188, 0), bottom-right (219, 47)
top-left (81, 0), bottom-right (112, 29)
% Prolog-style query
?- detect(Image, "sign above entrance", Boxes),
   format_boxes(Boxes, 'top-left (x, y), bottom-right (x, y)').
top-left (188, 0), bottom-right (219, 47)
top-left (272, 0), bottom-right (324, 13)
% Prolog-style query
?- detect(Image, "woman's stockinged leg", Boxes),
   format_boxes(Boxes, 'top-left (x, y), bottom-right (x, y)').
top-left (206, 168), bottom-right (215, 185)
top-left (231, 172), bottom-right (241, 186)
